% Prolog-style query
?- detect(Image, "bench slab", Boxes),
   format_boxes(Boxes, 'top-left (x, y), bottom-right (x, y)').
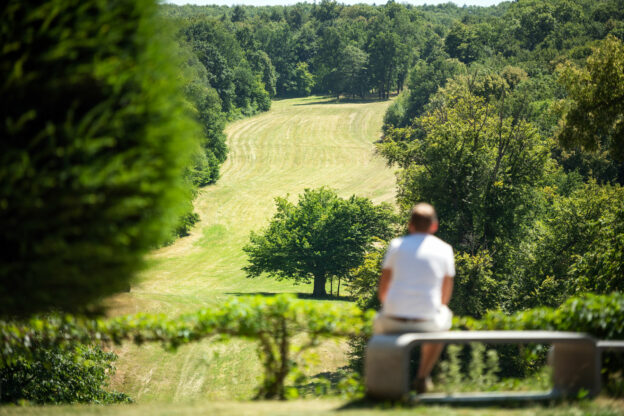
top-left (414, 390), bottom-right (559, 404)
top-left (597, 340), bottom-right (624, 351)
top-left (365, 330), bottom-right (601, 401)
top-left (373, 330), bottom-right (597, 347)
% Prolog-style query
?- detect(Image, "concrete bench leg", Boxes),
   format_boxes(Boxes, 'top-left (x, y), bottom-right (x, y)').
top-left (551, 342), bottom-right (601, 398)
top-left (365, 335), bottom-right (411, 400)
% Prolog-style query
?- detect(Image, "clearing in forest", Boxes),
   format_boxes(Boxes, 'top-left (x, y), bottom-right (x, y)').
top-left (107, 96), bottom-right (395, 401)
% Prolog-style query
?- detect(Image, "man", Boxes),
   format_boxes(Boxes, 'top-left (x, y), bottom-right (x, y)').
top-left (374, 203), bottom-right (455, 394)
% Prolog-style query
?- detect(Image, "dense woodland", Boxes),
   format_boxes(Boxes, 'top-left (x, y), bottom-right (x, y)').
top-left (1, 0), bottom-right (623, 405)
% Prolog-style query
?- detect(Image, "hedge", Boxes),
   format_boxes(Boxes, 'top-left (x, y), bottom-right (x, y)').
top-left (0, 0), bottom-right (200, 317)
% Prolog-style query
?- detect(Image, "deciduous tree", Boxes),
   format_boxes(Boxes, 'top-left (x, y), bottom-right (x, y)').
top-left (557, 35), bottom-right (624, 162)
top-left (243, 188), bottom-right (394, 298)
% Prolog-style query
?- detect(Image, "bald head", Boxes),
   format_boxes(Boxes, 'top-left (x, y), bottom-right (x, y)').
top-left (409, 203), bottom-right (438, 233)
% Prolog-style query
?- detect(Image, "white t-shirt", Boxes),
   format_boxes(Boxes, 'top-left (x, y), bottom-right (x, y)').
top-left (381, 233), bottom-right (455, 319)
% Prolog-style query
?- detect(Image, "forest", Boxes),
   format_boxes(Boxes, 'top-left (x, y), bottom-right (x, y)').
top-left (1, 0), bottom-right (623, 412)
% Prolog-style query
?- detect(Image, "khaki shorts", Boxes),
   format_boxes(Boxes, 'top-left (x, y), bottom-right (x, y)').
top-left (373, 305), bottom-right (452, 334)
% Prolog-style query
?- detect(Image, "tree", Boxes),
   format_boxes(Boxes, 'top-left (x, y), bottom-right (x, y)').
top-left (247, 50), bottom-right (277, 97)
top-left (181, 48), bottom-right (227, 186)
top-left (515, 182), bottom-right (624, 308)
top-left (556, 35), bottom-right (624, 162)
top-left (444, 22), bottom-right (481, 64)
top-left (233, 64), bottom-right (271, 114)
top-left (316, 25), bottom-right (346, 96)
top-left (243, 188), bottom-right (394, 298)
top-left (257, 21), bottom-right (300, 96)
top-left (313, 0), bottom-right (342, 23)
top-left (368, 31), bottom-right (401, 99)
top-left (191, 41), bottom-right (236, 113)
top-left (513, 0), bottom-right (556, 50)
top-left (384, 57), bottom-right (465, 129)
top-left (379, 74), bottom-right (550, 254)
top-left (341, 45), bottom-right (369, 99)
top-left (0, 0), bottom-right (198, 317)
top-left (231, 5), bottom-right (246, 22)
top-left (290, 62), bottom-right (315, 96)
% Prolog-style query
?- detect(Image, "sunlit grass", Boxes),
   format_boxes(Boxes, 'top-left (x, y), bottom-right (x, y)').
top-left (104, 96), bottom-right (396, 401)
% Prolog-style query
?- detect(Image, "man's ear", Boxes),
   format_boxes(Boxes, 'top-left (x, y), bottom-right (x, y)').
top-left (429, 221), bottom-right (439, 234)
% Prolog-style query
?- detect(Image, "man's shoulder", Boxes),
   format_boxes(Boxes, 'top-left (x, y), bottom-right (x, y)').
top-left (426, 235), bottom-right (454, 251)
top-left (388, 236), bottom-right (405, 248)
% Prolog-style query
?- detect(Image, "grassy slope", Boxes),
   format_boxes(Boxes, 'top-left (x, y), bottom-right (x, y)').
top-left (105, 96), bottom-right (396, 402)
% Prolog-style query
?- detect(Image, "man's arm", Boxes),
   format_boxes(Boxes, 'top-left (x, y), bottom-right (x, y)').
top-left (378, 268), bottom-right (392, 304)
top-left (441, 275), bottom-right (453, 305)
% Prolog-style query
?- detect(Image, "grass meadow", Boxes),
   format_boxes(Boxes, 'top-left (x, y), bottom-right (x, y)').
top-left (104, 96), bottom-right (396, 402)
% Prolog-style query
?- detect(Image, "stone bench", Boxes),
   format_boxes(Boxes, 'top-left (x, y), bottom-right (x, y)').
top-left (365, 330), bottom-right (610, 401)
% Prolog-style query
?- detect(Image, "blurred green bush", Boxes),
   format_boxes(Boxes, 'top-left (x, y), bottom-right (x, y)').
top-left (0, 344), bottom-right (130, 404)
top-left (0, 0), bottom-right (200, 317)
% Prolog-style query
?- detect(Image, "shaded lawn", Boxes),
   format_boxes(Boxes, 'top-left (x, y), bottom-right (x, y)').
top-left (2, 398), bottom-right (624, 416)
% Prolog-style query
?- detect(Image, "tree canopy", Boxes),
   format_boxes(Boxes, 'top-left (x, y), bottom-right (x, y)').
top-left (243, 188), bottom-right (394, 298)
top-left (556, 35), bottom-right (624, 162)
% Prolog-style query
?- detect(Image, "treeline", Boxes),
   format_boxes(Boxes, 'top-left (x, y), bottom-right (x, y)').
top-left (162, 1), bottom-right (446, 100)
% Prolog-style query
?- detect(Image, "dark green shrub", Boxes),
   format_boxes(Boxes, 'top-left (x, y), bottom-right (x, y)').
top-left (174, 211), bottom-right (200, 239)
top-left (0, 344), bottom-right (130, 404)
top-left (0, 0), bottom-right (199, 317)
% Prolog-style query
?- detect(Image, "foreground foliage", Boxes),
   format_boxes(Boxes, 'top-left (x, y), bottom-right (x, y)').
top-left (459, 292), bottom-right (624, 382)
top-left (0, 345), bottom-right (130, 405)
top-left (459, 292), bottom-right (624, 342)
top-left (0, 0), bottom-right (199, 317)
top-left (0, 295), bottom-right (372, 401)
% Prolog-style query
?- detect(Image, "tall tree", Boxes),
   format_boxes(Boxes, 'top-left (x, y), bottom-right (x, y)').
top-left (515, 182), bottom-right (624, 308)
top-left (384, 57), bottom-right (465, 129)
top-left (368, 31), bottom-right (401, 99)
top-left (380, 74), bottom-right (550, 254)
top-left (341, 45), bottom-right (369, 98)
top-left (556, 35), bottom-right (624, 162)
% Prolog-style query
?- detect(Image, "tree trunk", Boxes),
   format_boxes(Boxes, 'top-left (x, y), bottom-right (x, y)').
top-left (312, 274), bottom-right (327, 298)
top-left (330, 276), bottom-right (333, 296)
top-left (337, 277), bottom-right (341, 297)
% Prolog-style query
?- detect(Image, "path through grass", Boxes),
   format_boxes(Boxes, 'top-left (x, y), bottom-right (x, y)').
top-left (106, 96), bottom-right (396, 401)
